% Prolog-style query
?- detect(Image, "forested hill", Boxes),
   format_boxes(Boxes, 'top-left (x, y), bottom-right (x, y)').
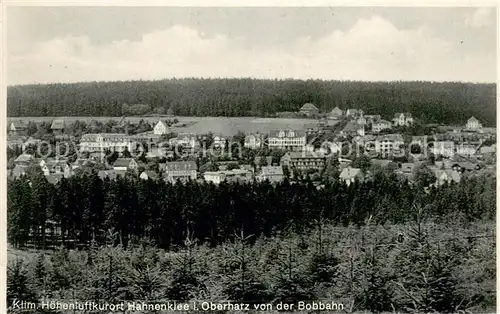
top-left (7, 78), bottom-right (496, 126)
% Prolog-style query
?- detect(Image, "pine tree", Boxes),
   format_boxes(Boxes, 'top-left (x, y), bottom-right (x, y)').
top-left (270, 242), bottom-right (313, 304)
top-left (32, 254), bottom-right (49, 299)
top-left (222, 230), bottom-right (270, 304)
top-left (7, 259), bottom-right (36, 305)
top-left (165, 230), bottom-right (205, 301)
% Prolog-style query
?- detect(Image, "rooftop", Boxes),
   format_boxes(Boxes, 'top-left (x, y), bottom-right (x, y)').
top-left (113, 158), bottom-right (136, 167)
top-left (50, 119), bottom-right (65, 130)
top-left (300, 103), bottom-right (319, 111)
top-left (260, 166), bottom-right (284, 176)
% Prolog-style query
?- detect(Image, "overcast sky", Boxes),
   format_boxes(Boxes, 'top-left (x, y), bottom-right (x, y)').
top-left (7, 6), bottom-right (497, 85)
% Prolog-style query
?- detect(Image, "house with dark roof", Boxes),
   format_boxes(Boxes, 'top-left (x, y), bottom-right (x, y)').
top-left (112, 158), bottom-right (139, 171)
top-left (299, 103), bottom-right (319, 116)
top-left (280, 152), bottom-right (326, 172)
top-left (50, 119), bottom-right (65, 134)
top-left (340, 121), bottom-right (365, 137)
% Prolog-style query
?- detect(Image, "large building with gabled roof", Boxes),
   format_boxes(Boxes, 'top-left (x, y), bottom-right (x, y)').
top-left (299, 103), bottom-right (319, 116)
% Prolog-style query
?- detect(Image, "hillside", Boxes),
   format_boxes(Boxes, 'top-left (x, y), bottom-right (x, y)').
top-left (7, 78), bottom-right (497, 126)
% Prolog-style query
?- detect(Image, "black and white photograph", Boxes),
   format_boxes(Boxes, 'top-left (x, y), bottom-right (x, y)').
top-left (4, 4), bottom-right (497, 314)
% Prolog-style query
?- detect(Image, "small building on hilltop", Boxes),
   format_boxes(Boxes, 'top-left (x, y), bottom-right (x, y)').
top-left (299, 103), bottom-right (319, 116)
top-left (328, 106), bottom-right (343, 120)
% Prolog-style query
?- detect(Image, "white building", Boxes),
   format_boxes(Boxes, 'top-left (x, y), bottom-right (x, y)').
top-left (345, 109), bottom-right (364, 118)
top-left (204, 169), bottom-right (253, 184)
top-left (456, 143), bottom-right (478, 157)
top-left (368, 134), bottom-right (405, 156)
top-left (153, 120), bottom-right (169, 135)
top-left (79, 133), bottom-right (134, 153)
top-left (160, 161), bottom-right (198, 183)
top-left (392, 113), bottom-right (414, 127)
top-left (169, 133), bottom-right (199, 149)
top-left (465, 117), bottom-right (483, 131)
top-left (268, 129), bottom-right (306, 151)
top-left (430, 141), bottom-right (455, 158)
top-left (371, 120), bottom-right (392, 133)
top-left (213, 135), bottom-right (227, 149)
top-left (244, 133), bottom-right (264, 149)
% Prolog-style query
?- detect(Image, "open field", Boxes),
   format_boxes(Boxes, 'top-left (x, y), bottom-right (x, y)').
top-left (8, 116), bottom-right (334, 136)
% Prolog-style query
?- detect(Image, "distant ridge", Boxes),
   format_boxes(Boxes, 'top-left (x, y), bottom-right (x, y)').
top-left (7, 78), bottom-right (496, 126)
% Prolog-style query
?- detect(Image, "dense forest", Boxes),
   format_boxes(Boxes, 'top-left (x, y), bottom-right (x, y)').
top-left (7, 170), bottom-right (495, 250)
top-left (7, 221), bottom-right (495, 313)
top-left (7, 79), bottom-right (496, 126)
top-left (7, 167), bottom-right (496, 313)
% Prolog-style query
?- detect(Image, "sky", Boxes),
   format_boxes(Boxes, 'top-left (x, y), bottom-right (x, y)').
top-left (6, 6), bottom-right (497, 85)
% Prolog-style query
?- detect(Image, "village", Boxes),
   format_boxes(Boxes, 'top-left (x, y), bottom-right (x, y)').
top-left (7, 102), bottom-right (497, 188)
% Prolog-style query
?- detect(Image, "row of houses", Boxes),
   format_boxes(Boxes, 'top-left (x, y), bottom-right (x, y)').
top-left (10, 152), bottom-right (289, 185)
top-left (338, 158), bottom-right (492, 187)
top-left (9, 119), bottom-right (66, 136)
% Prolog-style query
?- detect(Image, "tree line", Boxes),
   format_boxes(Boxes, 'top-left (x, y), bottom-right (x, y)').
top-left (7, 170), bottom-right (495, 251)
top-left (7, 78), bottom-right (496, 126)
